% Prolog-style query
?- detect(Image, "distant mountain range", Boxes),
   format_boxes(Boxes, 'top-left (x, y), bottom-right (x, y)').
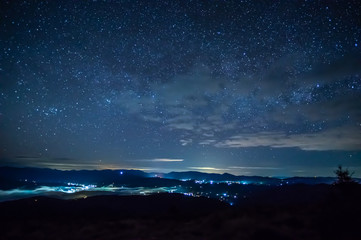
top-left (0, 166), bottom-right (178, 190)
top-left (163, 171), bottom-right (339, 185)
top-left (0, 166), bottom-right (350, 190)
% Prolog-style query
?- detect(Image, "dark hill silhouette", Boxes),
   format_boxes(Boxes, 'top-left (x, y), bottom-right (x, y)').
top-left (164, 171), bottom-right (337, 185)
top-left (1, 185), bottom-right (361, 240)
top-left (0, 193), bottom-right (229, 220)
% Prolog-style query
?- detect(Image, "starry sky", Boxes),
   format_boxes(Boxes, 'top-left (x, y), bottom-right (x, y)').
top-left (1, 0), bottom-right (361, 177)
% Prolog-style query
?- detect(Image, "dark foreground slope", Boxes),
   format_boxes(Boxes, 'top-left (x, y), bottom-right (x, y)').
top-left (1, 185), bottom-right (361, 240)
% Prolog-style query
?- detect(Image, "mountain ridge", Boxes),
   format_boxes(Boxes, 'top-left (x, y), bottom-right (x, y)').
top-left (0, 166), bottom-right (346, 187)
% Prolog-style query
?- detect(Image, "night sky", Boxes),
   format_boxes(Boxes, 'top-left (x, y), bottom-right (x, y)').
top-left (1, 0), bottom-right (361, 177)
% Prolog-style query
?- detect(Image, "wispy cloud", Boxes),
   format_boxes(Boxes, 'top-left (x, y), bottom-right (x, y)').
top-left (180, 139), bottom-right (192, 146)
top-left (215, 125), bottom-right (361, 151)
top-left (229, 166), bottom-right (282, 170)
top-left (188, 167), bottom-right (229, 172)
top-left (150, 158), bottom-right (184, 162)
top-left (167, 122), bottom-right (195, 131)
top-left (303, 53), bottom-right (361, 84)
top-left (132, 158), bottom-right (184, 162)
top-left (1, 156), bottom-right (184, 171)
top-left (1, 157), bottom-right (106, 170)
top-left (88, 57), bottom-right (361, 154)
top-left (199, 139), bottom-right (216, 145)
top-left (270, 95), bottom-right (361, 123)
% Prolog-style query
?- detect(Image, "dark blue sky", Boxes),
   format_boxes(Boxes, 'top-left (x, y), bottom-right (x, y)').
top-left (1, 0), bottom-right (361, 177)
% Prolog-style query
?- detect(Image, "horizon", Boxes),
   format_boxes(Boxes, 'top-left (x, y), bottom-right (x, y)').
top-left (1, 1), bottom-right (361, 178)
top-left (0, 164), bottom-right (356, 179)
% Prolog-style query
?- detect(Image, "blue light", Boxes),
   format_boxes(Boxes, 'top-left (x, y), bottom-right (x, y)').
top-left (120, 171), bottom-right (123, 175)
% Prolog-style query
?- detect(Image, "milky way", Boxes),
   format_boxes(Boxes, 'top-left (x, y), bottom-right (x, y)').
top-left (1, 0), bottom-right (361, 176)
